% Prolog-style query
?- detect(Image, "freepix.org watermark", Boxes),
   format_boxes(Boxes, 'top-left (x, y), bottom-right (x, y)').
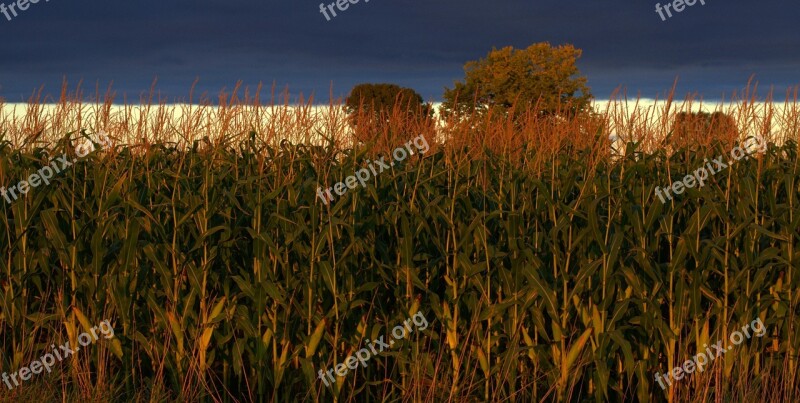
top-left (316, 134), bottom-right (430, 205)
top-left (654, 316), bottom-right (766, 390)
top-left (317, 311), bottom-right (429, 387)
top-left (655, 0), bottom-right (706, 22)
top-left (319, 0), bottom-right (371, 22)
top-left (654, 135), bottom-right (765, 204)
top-left (1, 131), bottom-right (113, 205)
top-left (2, 319), bottom-right (115, 390)
top-left (0, 0), bottom-right (50, 22)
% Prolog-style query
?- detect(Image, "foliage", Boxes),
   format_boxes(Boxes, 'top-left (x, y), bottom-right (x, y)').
top-left (671, 111), bottom-right (739, 148)
top-left (344, 83), bottom-right (433, 146)
top-left (1, 130), bottom-right (799, 402)
top-left (345, 83), bottom-right (432, 121)
top-left (441, 43), bottom-right (593, 118)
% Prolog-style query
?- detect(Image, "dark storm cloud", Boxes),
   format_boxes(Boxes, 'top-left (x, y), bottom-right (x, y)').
top-left (0, 0), bottom-right (797, 102)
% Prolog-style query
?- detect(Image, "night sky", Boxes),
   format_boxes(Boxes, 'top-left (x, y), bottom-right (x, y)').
top-left (0, 0), bottom-right (798, 103)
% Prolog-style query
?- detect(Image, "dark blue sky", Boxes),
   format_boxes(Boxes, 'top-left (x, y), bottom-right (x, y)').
top-left (0, 0), bottom-right (797, 103)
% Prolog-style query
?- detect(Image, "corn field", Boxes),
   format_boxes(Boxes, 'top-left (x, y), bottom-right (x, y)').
top-left (1, 87), bottom-right (800, 402)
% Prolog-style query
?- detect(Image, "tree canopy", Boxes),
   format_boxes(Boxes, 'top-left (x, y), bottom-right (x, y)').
top-left (441, 43), bottom-right (592, 117)
top-left (345, 83), bottom-right (432, 120)
top-left (671, 111), bottom-right (739, 147)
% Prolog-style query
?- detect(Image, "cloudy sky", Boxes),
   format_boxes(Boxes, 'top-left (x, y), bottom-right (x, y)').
top-left (0, 0), bottom-right (797, 103)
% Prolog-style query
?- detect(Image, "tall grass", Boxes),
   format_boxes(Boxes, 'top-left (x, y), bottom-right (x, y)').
top-left (0, 81), bottom-right (799, 402)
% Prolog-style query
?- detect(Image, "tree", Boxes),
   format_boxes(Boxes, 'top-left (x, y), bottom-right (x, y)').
top-left (345, 83), bottom-right (434, 148)
top-left (345, 83), bottom-right (432, 121)
top-left (671, 111), bottom-right (738, 147)
top-left (441, 43), bottom-right (592, 117)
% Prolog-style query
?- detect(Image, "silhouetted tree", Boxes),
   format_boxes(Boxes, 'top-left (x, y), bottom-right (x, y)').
top-left (345, 83), bottom-right (432, 121)
top-left (345, 83), bottom-right (433, 147)
top-left (671, 111), bottom-right (738, 148)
